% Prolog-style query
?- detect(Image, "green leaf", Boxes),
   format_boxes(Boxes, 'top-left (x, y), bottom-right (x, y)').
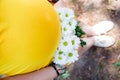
top-left (75, 21), bottom-right (86, 37)
top-left (75, 21), bottom-right (86, 47)
top-left (59, 71), bottom-right (70, 79)
top-left (114, 62), bottom-right (120, 67)
top-left (80, 39), bottom-right (86, 47)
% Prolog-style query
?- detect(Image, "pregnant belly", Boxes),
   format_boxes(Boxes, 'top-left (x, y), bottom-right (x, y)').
top-left (0, 0), bottom-right (61, 76)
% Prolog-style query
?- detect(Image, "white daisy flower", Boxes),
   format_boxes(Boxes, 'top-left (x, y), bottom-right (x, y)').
top-left (68, 19), bottom-right (77, 30)
top-left (66, 50), bottom-right (79, 64)
top-left (53, 7), bottom-right (80, 65)
top-left (55, 49), bottom-right (65, 55)
top-left (54, 54), bottom-right (67, 65)
top-left (61, 8), bottom-right (75, 20)
top-left (61, 19), bottom-right (77, 30)
top-left (59, 37), bottom-right (73, 52)
top-left (72, 30), bottom-right (76, 35)
top-left (70, 36), bottom-right (80, 50)
top-left (56, 8), bottom-right (75, 21)
top-left (61, 25), bottom-right (73, 36)
top-left (55, 8), bottom-right (65, 18)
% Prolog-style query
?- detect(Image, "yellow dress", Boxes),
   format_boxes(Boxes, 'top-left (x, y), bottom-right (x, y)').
top-left (0, 0), bottom-right (61, 76)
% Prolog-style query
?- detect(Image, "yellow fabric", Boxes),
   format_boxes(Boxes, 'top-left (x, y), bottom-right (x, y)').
top-left (0, 0), bottom-right (61, 76)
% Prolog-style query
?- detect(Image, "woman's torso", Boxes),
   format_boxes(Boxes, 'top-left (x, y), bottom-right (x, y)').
top-left (0, 0), bottom-right (61, 76)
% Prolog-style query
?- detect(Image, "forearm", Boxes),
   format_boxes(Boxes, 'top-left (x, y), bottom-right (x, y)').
top-left (2, 66), bottom-right (57, 80)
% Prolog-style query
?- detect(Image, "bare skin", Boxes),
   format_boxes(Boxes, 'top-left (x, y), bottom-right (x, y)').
top-left (1, 67), bottom-right (58, 80)
top-left (1, 0), bottom-right (96, 80)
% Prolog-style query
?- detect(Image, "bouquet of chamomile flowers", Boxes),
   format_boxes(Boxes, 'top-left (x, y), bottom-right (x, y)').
top-left (53, 8), bottom-right (86, 65)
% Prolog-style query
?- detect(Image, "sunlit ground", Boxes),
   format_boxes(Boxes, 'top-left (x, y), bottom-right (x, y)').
top-left (57, 0), bottom-right (120, 80)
